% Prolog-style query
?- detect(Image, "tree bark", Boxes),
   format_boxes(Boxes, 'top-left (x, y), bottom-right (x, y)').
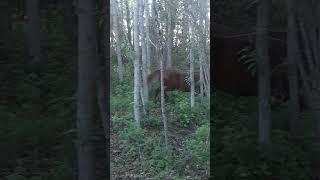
top-left (189, 19), bottom-right (195, 111)
top-left (166, 1), bottom-right (173, 68)
top-left (133, 0), bottom-right (142, 126)
top-left (139, 0), bottom-right (149, 113)
top-left (111, 0), bottom-right (124, 82)
top-left (286, 0), bottom-right (300, 136)
top-left (26, 0), bottom-right (41, 64)
top-left (62, 0), bottom-right (77, 41)
top-left (256, 0), bottom-right (271, 145)
top-left (77, 0), bottom-right (98, 179)
top-left (145, 0), bottom-right (151, 74)
top-left (125, 0), bottom-right (132, 47)
top-left (0, 0), bottom-right (10, 48)
top-left (96, 0), bottom-right (110, 178)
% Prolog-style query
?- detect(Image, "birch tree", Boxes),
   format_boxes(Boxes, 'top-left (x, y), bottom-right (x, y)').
top-left (125, 0), bottom-right (132, 47)
top-left (111, 0), bottom-right (124, 82)
top-left (139, 0), bottom-right (149, 113)
top-left (26, 0), bottom-right (41, 64)
top-left (133, 0), bottom-right (142, 126)
top-left (188, 16), bottom-right (195, 111)
top-left (145, 0), bottom-right (151, 74)
top-left (153, 0), bottom-right (169, 151)
top-left (166, 1), bottom-right (173, 68)
top-left (256, 0), bottom-right (271, 145)
top-left (77, 0), bottom-right (97, 179)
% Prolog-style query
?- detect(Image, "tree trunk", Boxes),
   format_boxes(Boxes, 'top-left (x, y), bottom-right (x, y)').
top-left (26, 0), bottom-right (41, 64)
top-left (125, 0), bottom-right (132, 47)
top-left (287, 0), bottom-right (300, 136)
top-left (200, 63), bottom-right (204, 104)
top-left (256, 0), bottom-right (271, 145)
top-left (111, 0), bottom-right (124, 82)
top-left (166, 1), bottom-right (173, 68)
top-left (160, 48), bottom-right (169, 151)
top-left (189, 20), bottom-right (195, 111)
top-left (294, 2), bottom-right (320, 177)
top-left (77, 0), bottom-right (97, 179)
top-left (133, 0), bottom-right (142, 126)
top-left (139, 0), bottom-right (149, 113)
top-left (62, 0), bottom-right (77, 41)
top-left (96, 0), bottom-right (110, 178)
top-left (0, 0), bottom-right (10, 48)
top-left (145, 0), bottom-right (151, 74)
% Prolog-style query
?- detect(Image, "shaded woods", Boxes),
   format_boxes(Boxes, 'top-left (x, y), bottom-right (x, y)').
top-left (0, 0), bottom-right (110, 179)
top-left (213, 0), bottom-right (320, 179)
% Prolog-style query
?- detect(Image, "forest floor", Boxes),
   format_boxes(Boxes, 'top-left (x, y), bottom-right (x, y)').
top-left (110, 90), bottom-right (209, 179)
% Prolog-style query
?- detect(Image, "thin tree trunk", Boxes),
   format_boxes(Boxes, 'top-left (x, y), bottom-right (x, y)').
top-left (96, 0), bottom-right (110, 178)
top-left (189, 20), bottom-right (195, 111)
top-left (125, 0), bottom-right (132, 47)
top-left (160, 48), bottom-right (169, 151)
top-left (287, 0), bottom-right (300, 136)
top-left (133, 0), bottom-right (141, 126)
top-left (62, 0), bottom-right (77, 41)
top-left (0, 1), bottom-right (10, 48)
top-left (166, 1), bottom-right (173, 68)
top-left (26, 0), bottom-right (41, 64)
top-left (139, 0), bottom-right (149, 113)
top-left (77, 0), bottom-right (97, 179)
top-left (154, 0), bottom-right (169, 151)
top-left (145, 0), bottom-right (151, 74)
top-left (256, 0), bottom-right (271, 145)
top-left (200, 63), bottom-right (204, 104)
top-left (111, 0), bottom-right (124, 82)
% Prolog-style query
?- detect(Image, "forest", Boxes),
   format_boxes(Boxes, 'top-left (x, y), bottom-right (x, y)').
top-left (110, 0), bottom-right (209, 179)
top-left (1, 0), bottom-right (320, 180)
top-left (213, 0), bottom-right (320, 179)
top-left (0, 0), bottom-right (209, 179)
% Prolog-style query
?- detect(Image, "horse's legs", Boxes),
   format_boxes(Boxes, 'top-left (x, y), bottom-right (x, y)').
top-left (155, 87), bottom-right (160, 101)
top-left (154, 87), bottom-right (170, 103)
top-left (165, 91), bottom-right (169, 101)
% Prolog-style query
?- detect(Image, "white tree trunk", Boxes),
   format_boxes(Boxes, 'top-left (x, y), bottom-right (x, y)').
top-left (145, 0), bottom-right (151, 74)
top-left (125, 0), bottom-right (132, 47)
top-left (139, 0), bottom-right (149, 110)
top-left (160, 50), bottom-right (169, 151)
top-left (138, 0), bottom-right (147, 116)
top-left (189, 20), bottom-right (195, 111)
top-left (111, 0), bottom-right (124, 82)
top-left (26, 0), bottom-right (41, 64)
top-left (133, 0), bottom-right (142, 126)
top-left (166, 1), bottom-right (173, 68)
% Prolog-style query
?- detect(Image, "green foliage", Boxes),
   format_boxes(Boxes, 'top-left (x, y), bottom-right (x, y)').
top-left (212, 91), bottom-right (316, 179)
top-left (185, 125), bottom-right (209, 165)
top-left (1, 6), bottom-right (77, 179)
top-left (237, 46), bottom-right (257, 77)
top-left (112, 77), bottom-right (209, 178)
top-left (5, 174), bottom-right (26, 180)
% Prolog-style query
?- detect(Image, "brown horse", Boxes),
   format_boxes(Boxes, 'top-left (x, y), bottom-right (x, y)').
top-left (147, 68), bottom-right (201, 100)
